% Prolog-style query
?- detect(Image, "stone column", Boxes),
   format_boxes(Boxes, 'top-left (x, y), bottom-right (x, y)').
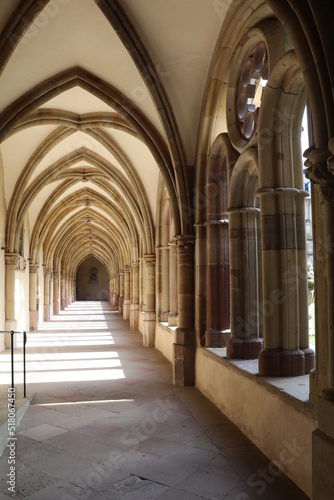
top-left (226, 208), bottom-right (263, 358)
top-left (160, 245), bottom-right (170, 322)
top-left (66, 275), bottom-right (71, 305)
top-left (205, 219), bottom-right (224, 347)
top-left (118, 271), bottom-right (124, 313)
top-left (53, 271), bottom-right (60, 315)
top-left (173, 235), bottom-right (195, 386)
top-left (168, 238), bottom-right (178, 327)
top-left (306, 144), bottom-right (334, 500)
top-left (72, 277), bottom-right (76, 302)
top-left (44, 267), bottom-right (51, 321)
top-left (123, 266), bottom-right (131, 320)
top-left (5, 254), bottom-right (18, 347)
top-left (130, 262), bottom-right (139, 330)
top-left (61, 274), bottom-right (66, 310)
top-left (29, 263), bottom-right (39, 330)
top-left (143, 254), bottom-right (156, 347)
top-left (114, 273), bottom-right (120, 307)
top-left (257, 188), bottom-right (305, 376)
top-left (109, 277), bottom-right (113, 304)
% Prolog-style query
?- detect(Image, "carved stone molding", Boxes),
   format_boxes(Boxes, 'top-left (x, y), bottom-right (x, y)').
top-left (5, 253), bottom-right (19, 268)
top-left (175, 235), bottom-right (195, 254)
top-left (304, 146), bottom-right (334, 202)
top-left (143, 254), bottom-right (156, 266)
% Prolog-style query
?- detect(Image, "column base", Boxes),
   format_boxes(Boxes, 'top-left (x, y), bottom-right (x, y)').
top-left (173, 328), bottom-right (195, 386)
top-left (130, 304), bottom-right (139, 331)
top-left (118, 297), bottom-right (123, 314)
top-left (168, 313), bottom-right (178, 327)
top-left (227, 337), bottom-right (263, 359)
top-left (123, 299), bottom-right (130, 320)
top-left (143, 312), bottom-right (155, 347)
top-left (112, 294), bottom-right (118, 307)
top-left (259, 348), bottom-right (305, 376)
top-left (301, 347), bottom-right (315, 373)
top-left (205, 329), bottom-right (231, 348)
top-left (53, 301), bottom-right (59, 315)
top-left (30, 310), bottom-right (38, 331)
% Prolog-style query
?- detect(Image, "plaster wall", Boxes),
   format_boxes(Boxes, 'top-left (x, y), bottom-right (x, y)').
top-left (155, 322), bottom-right (174, 363)
top-left (195, 348), bottom-right (317, 498)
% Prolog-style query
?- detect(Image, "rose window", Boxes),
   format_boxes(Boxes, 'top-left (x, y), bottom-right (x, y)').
top-left (236, 42), bottom-right (268, 141)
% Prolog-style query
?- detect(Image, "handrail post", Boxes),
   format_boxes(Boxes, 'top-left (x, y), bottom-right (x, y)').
top-left (10, 330), bottom-right (14, 392)
top-left (23, 331), bottom-right (27, 398)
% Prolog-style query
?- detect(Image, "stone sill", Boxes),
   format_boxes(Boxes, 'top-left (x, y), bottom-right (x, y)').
top-left (205, 347), bottom-right (317, 419)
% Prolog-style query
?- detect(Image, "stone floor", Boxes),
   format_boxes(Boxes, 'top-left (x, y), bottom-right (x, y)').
top-left (0, 302), bottom-right (309, 499)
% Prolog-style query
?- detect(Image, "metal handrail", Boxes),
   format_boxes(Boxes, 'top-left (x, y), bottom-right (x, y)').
top-left (0, 330), bottom-right (27, 398)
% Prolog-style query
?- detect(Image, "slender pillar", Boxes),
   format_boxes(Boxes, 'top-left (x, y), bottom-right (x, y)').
top-left (61, 274), bottom-right (66, 310)
top-left (114, 273), bottom-right (120, 308)
top-left (5, 254), bottom-right (18, 347)
top-left (53, 271), bottom-right (60, 315)
top-left (44, 267), bottom-right (51, 321)
top-left (143, 254), bottom-right (156, 347)
top-left (29, 263), bottom-right (39, 330)
top-left (173, 235), bottom-right (195, 386)
top-left (118, 271), bottom-right (124, 313)
top-left (257, 188), bottom-right (305, 376)
top-left (109, 277), bottom-right (113, 304)
top-left (161, 245), bottom-right (170, 321)
top-left (306, 144), bottom-right (334, 500)
top-left (205, 219), bottom-right (225, 347)
top-left (194, 223), bottom-right (206, 346)
top-left (123, 266), bottom-right (131, 320)
top-left (226, 208), bottom-right (263, 358)
top-left (168, 238), bottom-right (178, 327)
top-left (130, 262), bottom-right (140, 330)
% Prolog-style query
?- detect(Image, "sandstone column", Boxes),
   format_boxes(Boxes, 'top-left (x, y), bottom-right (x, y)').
top-left (168, 238), bottom-right (178, 327)
top-left (123, 266), bottom-right (131, 320)
top-left (227, 208), bottom-right (263, 358)
top-left (61, 274), bottom-right (66, 310)
top-left (161, 245), bottom-right (170, 322)
top-left (173, 235), bottom-right (195, 386)
top-left (118, 270), bottom-right (124, 313)
top-left (53, 271), bottom-right (60, 315)
top-left (143, 254), bottom-right (156, 347)
top-left (29, 263), bottom-right (39, 330)
top-left (5, 254), bottom-right (18, 347)
top-left (130, 261), bottom-right (139, 330)
top-left (257, 188), bottom-right (306, 376)
top-left (114, 273), bottom-right (120, 308)
top-left (44, 267), bottom-right (51, 321)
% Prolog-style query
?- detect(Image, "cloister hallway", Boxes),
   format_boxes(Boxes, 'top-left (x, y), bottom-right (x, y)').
top-left (0, 301), bottom-right (307, 499)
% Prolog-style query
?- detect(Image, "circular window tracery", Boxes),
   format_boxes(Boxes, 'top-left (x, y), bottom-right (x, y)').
top-left (236, 42), bottom-right (268, 141)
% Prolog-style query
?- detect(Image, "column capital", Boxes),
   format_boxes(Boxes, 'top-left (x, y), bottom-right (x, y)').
top-left (175, 234), bottom-right (195, 253)
top-left (143, 254), bottom-right (156, 266)
top-left (124, 265), bottom-right (131, 272)
top-left (131, 261), bottom-right (139, 269)
top-left (304, 146), bottom-right (334, 202)
top-left (29, 262), bottom-right (39, 273)
top-left (5, 253), bottom-right (19, 268)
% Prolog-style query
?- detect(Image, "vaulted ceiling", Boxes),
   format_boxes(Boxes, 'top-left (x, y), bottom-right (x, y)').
top-left (0, 0), bottom-right (226, 275)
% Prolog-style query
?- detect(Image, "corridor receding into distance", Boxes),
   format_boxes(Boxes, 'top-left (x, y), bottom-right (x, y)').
top-left (0, 301), bottom-right (307, 499)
